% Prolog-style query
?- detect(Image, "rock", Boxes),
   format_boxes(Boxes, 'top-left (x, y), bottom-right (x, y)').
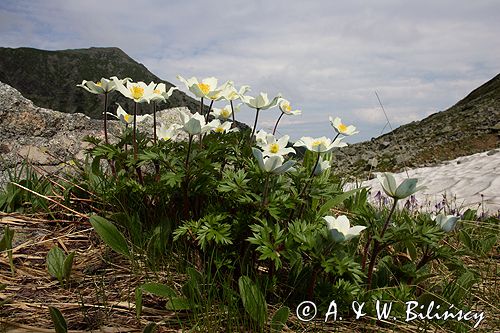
top-left (0, 81), bottom-right (192, 187)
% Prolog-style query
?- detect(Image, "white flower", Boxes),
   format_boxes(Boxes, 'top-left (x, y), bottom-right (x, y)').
top-left (323, 215), bottom-right (366, 242)
top-left (261, 135), bottom-right (295, 157)
top-left (157, 123), bottom-right (181, 141)
top-left (149, 83), bottom-right (178, 103)
top-left (329, 116), bottom-right (359, 136)
top-left (240, 92), bottom-right (281, 110)
top-left (377, 173), bottom-right (426, 200)
top-left (279, 98), bottom-right (301, 115)
top-left (210, 119), bottom-right (238, 134)
top-left (112, 78), bottom-right (155, 103)
top-left (177, 75), bottom-right (225, 100)
top-left (255, 129), bottom-right (275, 147)
top-left (111, 104), bottom-right (151, 125)
top-left (313, 157), bottom-right (331, 176)
top-left (179, 112), bottom-right (214, 135)
top-left (433, 214), bottom-right (459, 233)
top-left (293, 136), bottom-right (347, 153)
top-left (220, 81), bottom-right (251, 101)
top-left (77, 78), bottom-right (116, 94)
top-left (252, 148), bottom-right (295, 174)
top-left (210, 104), bottom-right (240, 120)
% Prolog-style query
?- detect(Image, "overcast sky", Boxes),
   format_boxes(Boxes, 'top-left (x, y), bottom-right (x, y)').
top-left (1, 0), bottom-right (498, 142)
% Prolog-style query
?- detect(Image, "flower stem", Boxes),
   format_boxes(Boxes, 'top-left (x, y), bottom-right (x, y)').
top-left (185, 134), bottom-right (193, 169)
top-left (103, 92), bottom-right (109, 144)
top-left (366, 198), bottom-right (398, 289)
top-left (205, 100), bottom-right (214, 122)
top-left (250, 108), bottom-right (261, 140)
top-left (153, 102), bottom-right (157, 145)
top-left (133, 102), bottom-right (138, 161)
top-left (230, 100), bottom-right (236, 128)
top-left (272, 112), bottom-right (284, 135)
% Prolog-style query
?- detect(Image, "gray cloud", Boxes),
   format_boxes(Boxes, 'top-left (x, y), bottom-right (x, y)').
top-left (1, 0), bottom-right (499, 142)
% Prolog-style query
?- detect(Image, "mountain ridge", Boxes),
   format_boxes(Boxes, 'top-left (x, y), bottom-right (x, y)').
top-left (0, 46), bottom-right (202, 118)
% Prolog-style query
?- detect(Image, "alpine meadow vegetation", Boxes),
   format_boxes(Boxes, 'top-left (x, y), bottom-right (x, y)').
top-left (0, 74), bottom-right (498, 332)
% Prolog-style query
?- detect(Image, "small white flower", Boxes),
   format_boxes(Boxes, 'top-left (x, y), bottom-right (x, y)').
top-left (179, 112), bottom-right (215, 135)
top-left (433, 214), bottom-right (459, 233)
top-left (252, 148), bottom-right (295, 174)
top-left (112, 78), bottom-right (155, 103)
top-left (210, 119), bottom-right (238, 134)
top-left (329, 116), bottom-right (359, 136)
top-left (323, 215), bottom-right (366, 242)
top-left (376, 173), bottom-right (426, 200)
top-left (210, 104), bottom-right (240, 120)
top-left (293, 136), bottom-right (347, 153)
top-left (313, 157), bottom-right (331, 175)
top-left (149, 83), bottom-right (178, 103)
top-left (279, 98), bottom-right (301, 115)
top-left (261, 134), bottom-right (295, 157)
top-left (157, 123), bottom-right (181, 141)
top-left (240, 92), bottom-right (281, 110)
top-left (111, 104), bottom-right (151, 125)
top-left (255, 129), bottom-right (275, 147)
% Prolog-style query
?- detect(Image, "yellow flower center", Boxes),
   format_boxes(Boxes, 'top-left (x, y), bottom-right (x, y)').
top-left (154, 89), bottom-right (161, 94)
top-left (197, 83), bottom-right (210, 95)
top-left (269, 143), bottom-right (280, 154)
top-left (221, 109), bottom-right (231, 118)
top-left (312, 140), bottom-right (323, 147)
top-left (130, 86), bottom-right (144, 100)
top-left (95, 81), bottom-right (102, 87)
top-left (338, 123), bottom-right (348, 132)
top-left (124, 114), bottom-right (132, 123)
top-left (284, 103), bottom-right (291, 112)
top-left (215, 127), bottom-right (225, 133)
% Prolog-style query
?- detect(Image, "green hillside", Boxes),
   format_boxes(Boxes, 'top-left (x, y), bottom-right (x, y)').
top-left (0, 46), bottom-right (202, 118)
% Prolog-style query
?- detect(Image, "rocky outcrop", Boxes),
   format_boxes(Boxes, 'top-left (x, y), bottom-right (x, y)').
top-left (0, 81), bottom-right (191, 186)
top-left (332, 74), bottom-right (500, 179)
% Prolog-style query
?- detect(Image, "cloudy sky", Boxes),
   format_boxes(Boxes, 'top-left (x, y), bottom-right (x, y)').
top-left (1, 0), bottom-right (498, 142)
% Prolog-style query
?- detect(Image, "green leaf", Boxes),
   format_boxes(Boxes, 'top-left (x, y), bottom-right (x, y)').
top-left (271, 306), bottom-right (290, 332)
top-left (63, 252), bottom-right (75, 281)
top-left (165, 297), bottom-right (191, 311)
top-left (0, 226), bottom-right (15, 273)
top-left (140, 283), bottom-right (177, 299)
top-left (238, 275), bottom-right (267, 326)
top-left (460, 230), bottom-right (473, 250)
top-left (319, 187), bottom-right (363, 216)
top-left (143, 322), bottom-right (157, 333)
top-left (89, 215), bottom-right (130, 258)
top-left (481, 235), bottom-right (496, 254)
top-left (48, 306), bottom-right (68, 333)
top-left (47, 247), bottom-right (65, 282)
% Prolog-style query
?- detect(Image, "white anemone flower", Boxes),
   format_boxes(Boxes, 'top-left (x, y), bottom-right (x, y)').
top-left (255, 130), bottom-right (275, 148)
top-left (323, 215), bottom-right (366, 242)
top-left (293, 136), bottom-right (347, 153)
top-left (210, 104), bottom-right (241, 120)
top-left (377, 173), bottom-right (426, 200)
top-left (279, 99), bottom-right (301, 115)
top-left (111, 104), bottom-right (151, 125)
top-left (77, 78), bottom-right (116, 94)
top-left (179, 112), bottom-right (215, 135)
top-left (313, 157), bottom-right (331, 176)
top-left (329, 116), bottom-right (359, 136)
top-left (112, 78), bottom-right (155, 103)
top-left (252, 148), bottom-right (295, 174)
top-left (149, 83), bottom-right (178, 103)
top-left (157, 123), bottom-right (181, 141)
top-left (210, 119), bottom-right (238, 134)
top-left (177, 75), bottom-right (224, 100)
top-left (241, 92), bottom-right (281, 110)
top-left (433, 214), bottom-right (460, 233)
top-left (261, 135), bottom-right (295, 157)
top-left (220, 81), bottom-right (251, 101)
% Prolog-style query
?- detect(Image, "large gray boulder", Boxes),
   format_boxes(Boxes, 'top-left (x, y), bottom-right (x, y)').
top-left (0, 81), bottom-right (191, 187)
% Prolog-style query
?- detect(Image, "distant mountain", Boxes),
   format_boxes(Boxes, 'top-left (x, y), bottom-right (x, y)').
top-left (0, 47), bottom-right (203, 118)
top-left (332, 74), bottom-right (500, 178)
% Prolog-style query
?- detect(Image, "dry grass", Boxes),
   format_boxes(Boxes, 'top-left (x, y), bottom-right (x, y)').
top-left (1, 213), bottom-right (498, 332)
